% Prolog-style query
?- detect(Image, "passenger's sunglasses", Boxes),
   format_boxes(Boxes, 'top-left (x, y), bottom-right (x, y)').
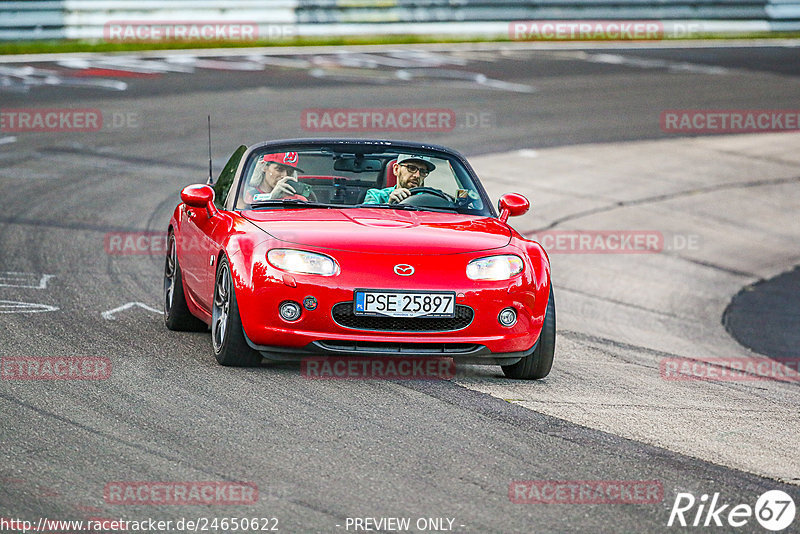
top-left (268, 164), bottom-right (294, 174)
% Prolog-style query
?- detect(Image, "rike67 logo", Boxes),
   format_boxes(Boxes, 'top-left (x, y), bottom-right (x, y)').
top-left (668, 490), bottom-right (796, 531)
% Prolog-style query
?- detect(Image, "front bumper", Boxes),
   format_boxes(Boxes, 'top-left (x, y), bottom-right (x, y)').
top-left (232, 244), bottom-right (550, 358)
top-left (243, 335), bottom-right (539, 366)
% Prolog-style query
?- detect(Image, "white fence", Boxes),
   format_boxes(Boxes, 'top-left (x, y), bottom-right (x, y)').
top-left (2, 0), bottom-right (799, 41)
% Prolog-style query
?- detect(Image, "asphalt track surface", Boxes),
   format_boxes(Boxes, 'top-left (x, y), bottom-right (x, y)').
top-left (1, 41), bottom-right (799, 533)
top-left (724, 267), bottom-right (800, 360)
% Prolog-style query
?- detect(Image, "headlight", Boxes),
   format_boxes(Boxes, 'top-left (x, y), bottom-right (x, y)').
top-left (466, 255), bottom-right (524, 281)
top-left (267, 249), bottom-right (339, 276)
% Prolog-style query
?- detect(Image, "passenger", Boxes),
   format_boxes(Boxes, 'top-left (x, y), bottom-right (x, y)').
top-left (245, 152), bottom-right (311, 202)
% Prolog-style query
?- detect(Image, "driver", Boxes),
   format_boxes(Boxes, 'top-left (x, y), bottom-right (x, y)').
top-left (363, 155), bottom-right (436, 204)
top-left (244, 152), bottom-right (308, 203)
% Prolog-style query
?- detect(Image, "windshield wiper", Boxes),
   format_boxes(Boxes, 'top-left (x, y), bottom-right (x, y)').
top-left (248, 199), bottom-right (459, 213)
top-left (357, 203), bottom-right (425, 211)
top-left (249, 199), bottom-right (337, 209)
top-left (358, 203), bottom-right (459, 213)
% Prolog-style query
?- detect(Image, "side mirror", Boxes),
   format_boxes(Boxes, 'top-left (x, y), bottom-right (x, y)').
top-left (498, 193), bottom-right (529, 223)
top-left (181, 184), bottom-right (218, 216)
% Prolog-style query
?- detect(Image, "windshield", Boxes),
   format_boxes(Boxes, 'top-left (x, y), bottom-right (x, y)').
top-left (234, 147), bottom-right (489, 215)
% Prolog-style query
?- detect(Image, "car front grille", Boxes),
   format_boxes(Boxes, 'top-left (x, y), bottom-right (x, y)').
top-left (331, 302), bottom-right (474, 332)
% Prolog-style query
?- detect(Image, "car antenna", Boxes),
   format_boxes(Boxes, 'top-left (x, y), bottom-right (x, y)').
top-left (207, 115), bottom-right (213, 185)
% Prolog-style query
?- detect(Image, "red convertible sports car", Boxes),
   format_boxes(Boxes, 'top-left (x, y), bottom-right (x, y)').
top-left (164, 139), bottom-right (555, 379)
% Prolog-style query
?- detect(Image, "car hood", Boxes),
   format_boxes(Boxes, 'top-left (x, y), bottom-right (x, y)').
top-left (240, 208), bottom-right (511, 254)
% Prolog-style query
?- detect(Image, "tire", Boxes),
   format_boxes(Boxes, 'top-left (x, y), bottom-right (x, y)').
top-left (502, 286), bottom-right (556, 380)
top-left (211, 255), bottom-right (263, 367)
top-left (164, 231), bottom-right (207, 332)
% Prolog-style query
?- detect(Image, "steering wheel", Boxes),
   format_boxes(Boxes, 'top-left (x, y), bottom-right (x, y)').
top-left (403, 187), bottom-right (454, 202)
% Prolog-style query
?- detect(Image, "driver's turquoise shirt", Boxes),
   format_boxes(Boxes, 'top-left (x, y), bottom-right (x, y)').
top-left (362, 186), bottom-right (395, 204)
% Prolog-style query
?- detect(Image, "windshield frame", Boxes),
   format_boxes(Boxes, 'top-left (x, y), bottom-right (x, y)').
top-left (226, 139), bottom-right (496, 217)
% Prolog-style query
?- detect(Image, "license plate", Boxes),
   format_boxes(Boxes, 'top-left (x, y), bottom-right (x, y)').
top-left (354, 290), bottom-right (456, 318)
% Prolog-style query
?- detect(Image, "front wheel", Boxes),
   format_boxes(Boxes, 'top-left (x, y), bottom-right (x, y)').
top-left (211, 256), bottom-right (263, 367)
top-left (502, 287), bottom-right (555, 380)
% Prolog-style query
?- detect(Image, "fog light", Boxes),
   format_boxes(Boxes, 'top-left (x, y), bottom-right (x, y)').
top-left (498, 307), bottom-right (517, 327)
top-left (279, 301), bottom-right (302, 322)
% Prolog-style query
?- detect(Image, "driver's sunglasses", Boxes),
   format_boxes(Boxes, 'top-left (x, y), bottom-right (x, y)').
top-left (400, 163), bottom-right (430, 177)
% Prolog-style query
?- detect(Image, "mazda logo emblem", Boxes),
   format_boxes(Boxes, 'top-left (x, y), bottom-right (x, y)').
top-left (394, 264), bottom-right (414, 276)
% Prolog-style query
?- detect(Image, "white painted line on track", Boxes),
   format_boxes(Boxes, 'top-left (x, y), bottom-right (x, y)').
top-left (0, 300), bottom-right (59, 313)
top-left (243, 54), bottom-right (312, 68)
top-left (5, 48), bottom-right (537, 93)
top-left (101, 301), bottom-right (163, 320)
top-left (163, 56), bottom-right (265, 71)
top-left (57, 57), bottom-right (195, 73)
top-left (0, 272), bottom-right (55, 289)
top-left (0, 64), bottom-right (129, 91)
top-left (568, 51), bottom-right (730, 74)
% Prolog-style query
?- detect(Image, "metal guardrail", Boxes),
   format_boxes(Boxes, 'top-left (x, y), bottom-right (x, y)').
top-left (296, 1), bottom-right (776, 23)
top-left (768, 0), bottom-right (800, 25)
top-left (1, 0), bottom-right (799, 41)
top-left (62, 0), bottom-right (299, 39)
top-left (0, 1), bottom-right (66, 40)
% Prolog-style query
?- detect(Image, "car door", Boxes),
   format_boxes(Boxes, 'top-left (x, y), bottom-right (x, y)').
top-left (179, 203), bottom-right (218, 311)
top-left (180, 146), bottom-right (247, 311)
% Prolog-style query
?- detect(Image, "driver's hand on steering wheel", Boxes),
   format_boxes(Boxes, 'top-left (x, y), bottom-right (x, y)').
top-left (388, 187), bottom-right (411, 204)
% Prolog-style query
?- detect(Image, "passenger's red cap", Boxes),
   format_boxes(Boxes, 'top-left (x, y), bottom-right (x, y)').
top-left (262, 152), bottom-right (303, 172)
